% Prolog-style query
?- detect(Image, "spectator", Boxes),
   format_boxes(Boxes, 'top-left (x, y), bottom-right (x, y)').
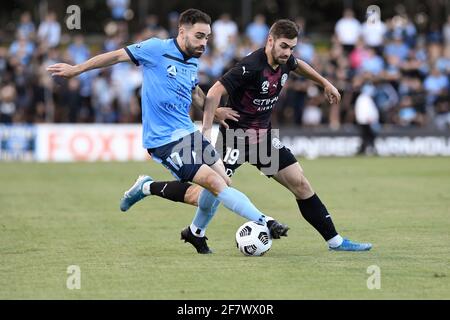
top-left (383, 54), bottom-right (402, 83)
top-left (355, 84), bottom-right (379, 155)
top-left (361, 10), bottom-right (386, 55)
top-left (37, 12), bottom-right (61, 48)
top-left (394, 95), bottom-right (425, 126)
top-left (435, 46), bottom-right (450, 75)
top-left (9, 33), bottom-right (35, 66)
top-left (424, 67), bottom-right (449, 108)
top-left (434, 96), bottom-right (450, 131)
top-left (295, 36), bottom-right (315, 65)
top-left (67, 35), bottom-right (90, 65)
top-left (374, 81), bottom-right (399, 119)
top-left (111, 62), bottom-right (142, 122)
top-left (0, 47), bottom-right (8, 76)
top-left (335, 9), bottom-right (361, 55)
top-left (0, 84), bottom-right (17, 123)
top-left (398, 76), bottom-right (423, 98)
top-left (401, 48), bottom-right (424, 79)
top-left (403, 16), bottom-right (418, 48)
top-left (17, 11), bottom-right (35, 40)
top-left (279, 75), bottom-right (309, 125)
top-left (301, 86), bottom-right (322, 126)
top-left (212, 13), bottom-right (238, 53)
top-left (103, 34), bottom-right (123, 52)
top-left (295, 16), bottom-right (306, 38)
top-left (384, 34), bottom-right (410, 61)
top-left (143, 14), bottom-right (168, 39)
top-left (92, 70), bottom-right (116, 123)
top-left (64, 78), bottom-right (82, 123)
top-left (245, 14), bottom-right (269, 47)
top-left (444, 15), bottom-right (450, 48)
top-left (167, 11), bottom-right (180, 38)
top-left (302, 104), bottom-right (322, 127)
top-left (349, 40), bottom-right (369, 70)
top-left (427, 22), bottom-right (443, 44)
top-left (107, 0), bottom-right (130, 21)
top-left (360, 48), bottom-right (384, 75)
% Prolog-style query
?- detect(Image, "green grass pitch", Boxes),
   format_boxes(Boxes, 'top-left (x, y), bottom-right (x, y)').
top-left (1, 157), bottom-right (449, 299)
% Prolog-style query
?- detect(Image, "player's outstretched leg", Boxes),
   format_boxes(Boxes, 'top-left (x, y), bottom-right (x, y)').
top-left (193, 164), bottom-right (289, 239)
top-left (119, 175), bottom-right (153, 212)
top-left (145, 180), bottom-right (194, 204)
top-left (139, 180), bottom-right (291, 240)
top-left (136, 175), bottom-right (290, 247)
top-left (273, 163), bottom-right (372, 251)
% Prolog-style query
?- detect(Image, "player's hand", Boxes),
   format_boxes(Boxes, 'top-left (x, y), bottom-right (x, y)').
top-left (324, 84), bottom-right (341, 105)
top-left (214, 107), bottom-right (240, 129)
top-left (46, 63), bottom-right (80, 79)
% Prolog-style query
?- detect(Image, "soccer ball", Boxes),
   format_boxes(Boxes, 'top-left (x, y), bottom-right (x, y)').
top-left (235, 221), bottom-right (272, 256)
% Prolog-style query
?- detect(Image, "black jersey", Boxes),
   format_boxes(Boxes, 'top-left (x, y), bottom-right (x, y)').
top-left (219, 48), bottom-right (298, 131)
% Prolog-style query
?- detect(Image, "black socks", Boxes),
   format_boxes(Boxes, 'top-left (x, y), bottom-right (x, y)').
top-left (297, 194), bottom-right (338, 241)
top-left (150, 181), bottom-right (191, 203)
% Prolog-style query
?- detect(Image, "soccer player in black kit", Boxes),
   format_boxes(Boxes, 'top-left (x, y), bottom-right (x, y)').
top-left (123, 19), bottom-right (372, 253)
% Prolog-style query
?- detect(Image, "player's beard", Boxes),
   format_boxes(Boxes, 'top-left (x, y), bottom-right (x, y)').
top-left (271, 47), bottom-right (289, 65)
top-left (184, 38), bottom-right (205, 58)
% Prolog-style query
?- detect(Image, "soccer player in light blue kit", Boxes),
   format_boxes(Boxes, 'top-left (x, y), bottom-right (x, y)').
top-left (47, 9), bottom-right (289, 254)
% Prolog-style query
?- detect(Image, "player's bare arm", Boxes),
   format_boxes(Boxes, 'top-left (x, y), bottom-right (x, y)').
top-left (191, 85), bottom-right (206, 111)
top-left (46, 48), bottom-right (131, 78)
top-left (293, 59), bottom-right (341, 105)
top-left (191, 85), bottom-right (239, 128)
top-left (202, 81), bottom-right (228, 141)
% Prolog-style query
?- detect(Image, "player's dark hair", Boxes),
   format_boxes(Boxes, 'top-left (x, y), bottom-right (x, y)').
top-left (269, 19), bottom-right (299, 39)
top-left (178, 9), bottom-right (211, 27)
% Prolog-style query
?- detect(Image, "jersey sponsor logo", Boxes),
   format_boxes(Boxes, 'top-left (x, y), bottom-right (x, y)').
top-left (242, 66), bottom-right (250, 75)
top-left (272, 137), bottom-right (284, 149)
top-left (260, 80), bottom-right (269, 94)
top-left (281, 73), bottom-right (288, 87)
top-left (253, 96), bottom-right (279, 111)
top-left (256, 105), bottom-right (275, 111)
top-left (167, 65), bottom-right (177, 77)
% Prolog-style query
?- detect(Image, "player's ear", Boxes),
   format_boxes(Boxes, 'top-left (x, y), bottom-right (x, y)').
top-left (267, 35), bottom-right (274, 48)
top-left (178, 25), bottom-right (185, 36)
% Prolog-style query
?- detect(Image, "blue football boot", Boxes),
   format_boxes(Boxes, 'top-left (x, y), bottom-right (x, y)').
top-left (329, 238), bottom-right (372, 251)
top-left (120, 175), bottom-right (153, 212)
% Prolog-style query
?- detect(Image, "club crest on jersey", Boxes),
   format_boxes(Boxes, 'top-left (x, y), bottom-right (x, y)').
top-left (281, 73), bottom-right (288, 87)
top-left (167, 65), bottom-right (177, 77)
top-left (260, 80), bottom-right (269, 94)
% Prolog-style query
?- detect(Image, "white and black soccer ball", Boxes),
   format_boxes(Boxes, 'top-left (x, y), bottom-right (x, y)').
top-left (235, 221), bottom-right (272, 256)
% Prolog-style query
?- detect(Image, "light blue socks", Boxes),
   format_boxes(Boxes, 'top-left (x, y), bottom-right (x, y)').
top-left (190, 187), bottom-right (268, 237)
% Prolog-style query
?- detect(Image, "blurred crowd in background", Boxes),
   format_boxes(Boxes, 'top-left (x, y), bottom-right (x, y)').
top-left (0, 1), bottom-right (449, 131)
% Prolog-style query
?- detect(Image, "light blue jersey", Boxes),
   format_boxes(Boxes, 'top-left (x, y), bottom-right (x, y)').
top-left (125, 38), bottom-right (199, 148)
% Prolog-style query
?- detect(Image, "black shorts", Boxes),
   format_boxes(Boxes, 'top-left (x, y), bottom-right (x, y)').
top-left (147, 131), bottom-right (220, 182)
top-left (216, 127), bottom-right (297, 177)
